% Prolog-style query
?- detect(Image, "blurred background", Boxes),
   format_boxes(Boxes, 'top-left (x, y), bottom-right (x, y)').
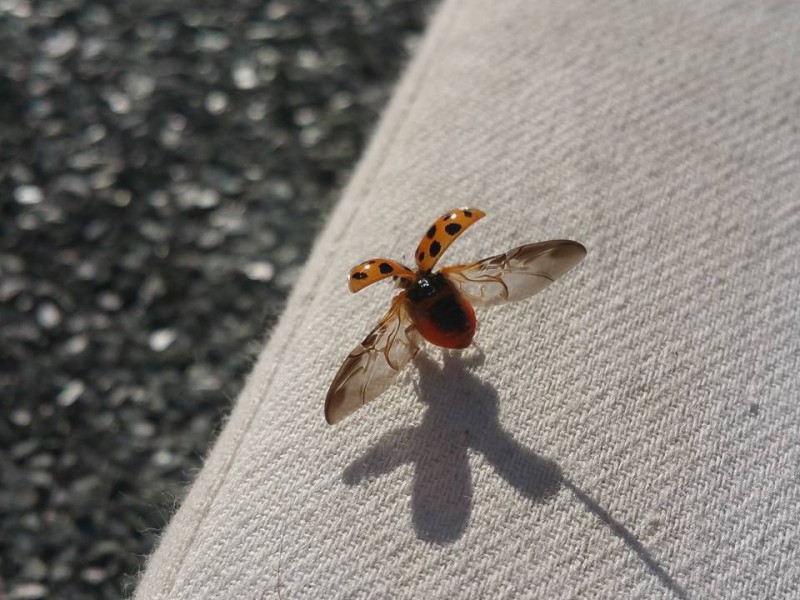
top-left (0, 1), bottom-right (435, 597)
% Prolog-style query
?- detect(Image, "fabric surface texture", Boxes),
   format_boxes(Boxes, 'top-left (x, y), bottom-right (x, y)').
top-left (135, 0), bottom-right (800, 598)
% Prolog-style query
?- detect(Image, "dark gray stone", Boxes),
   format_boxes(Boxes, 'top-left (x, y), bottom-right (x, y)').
top-left (0, 1), bottom-right (435, 598)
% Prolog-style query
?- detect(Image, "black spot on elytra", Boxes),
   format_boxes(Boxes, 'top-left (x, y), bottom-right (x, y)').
top-left (445, 223), bottom-right (462, 235)
top-left (427, 225), bottom-right (436, 239)
top-left (379, 262), bottom-right (393, 274)
top-left (352, 271), bottom-right (368, 280)
top-left (429, 240), bottom-right (442, 257)
top-left (463, 209), bottom-right (473, 218)
top-left (418, 251), bottom-right (425, 262)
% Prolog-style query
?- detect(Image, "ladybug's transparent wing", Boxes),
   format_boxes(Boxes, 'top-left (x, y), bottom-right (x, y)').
top-left (442, 240), bottom-right (586, 307)
top-left (325, 293), bottom-right (422, 424)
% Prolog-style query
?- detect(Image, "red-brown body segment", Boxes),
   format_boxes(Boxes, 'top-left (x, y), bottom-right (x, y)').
top-left (404, 273), bottom-right (476, 349)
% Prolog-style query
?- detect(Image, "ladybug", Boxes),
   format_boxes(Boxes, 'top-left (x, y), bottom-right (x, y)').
top-left (325, 208), bottom-right (586, 424)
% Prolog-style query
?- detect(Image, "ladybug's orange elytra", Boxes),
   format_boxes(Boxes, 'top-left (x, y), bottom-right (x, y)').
top-left (415, 208), bottom-right (486, 273)
top-left (348, 259), bottom-right (415, 293)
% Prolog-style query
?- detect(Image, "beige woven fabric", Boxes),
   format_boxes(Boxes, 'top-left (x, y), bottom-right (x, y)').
top-left (135, 0), bottom-right (800, 598)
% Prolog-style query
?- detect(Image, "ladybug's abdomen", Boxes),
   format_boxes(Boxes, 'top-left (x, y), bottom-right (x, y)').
top-left (406, 275), bottom-right (476, 349)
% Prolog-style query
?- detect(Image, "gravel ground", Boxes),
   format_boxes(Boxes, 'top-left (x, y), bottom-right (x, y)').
top-left (0, 1), bottom-right (434, 598)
